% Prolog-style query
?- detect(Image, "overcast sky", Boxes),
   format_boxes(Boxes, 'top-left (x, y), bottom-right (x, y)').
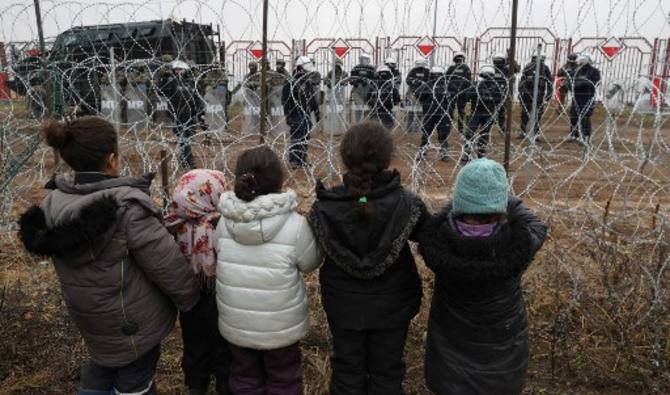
top-left (2, 0), bottom-right (669, 44)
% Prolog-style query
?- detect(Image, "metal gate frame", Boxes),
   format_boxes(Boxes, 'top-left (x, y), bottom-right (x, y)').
top-left (572, 37), bottom-right (654, 106)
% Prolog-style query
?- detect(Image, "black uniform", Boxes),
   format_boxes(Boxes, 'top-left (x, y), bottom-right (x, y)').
top-left (570, 63), bottom-right (601, 142)
top-left (405, 65), bottom-right (430, 132)
top-left (464, 76), bottom-right (505, 162)
top-left (493, 60), bottom-right (519, 133)
top-left (160, 70), bottom-right (203, 169)
top-left (350, 63), bottom-right (377, 121)
top-left (324, 64), bottom-right (348, 89)
top-left (445, 62), bottom-right (473, 135)
top-left (419, 72), bottom-right (451, 153)
top-left (370, 69), bottom-right (400, 129)
top-left (282, 70), bottom-right (320, 166)
top-left (406, 65), bottom-right (430, 98)
top-left (387, 64), bottom-right (401, 89)
top-left (518, 61), bottom-right (554, 137)
top-left (556, 59), bottom-right (578, 108)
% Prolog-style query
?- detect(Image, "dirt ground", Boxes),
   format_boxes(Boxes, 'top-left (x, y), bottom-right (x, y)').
top-left (1, 103), bottom-right (669, 394)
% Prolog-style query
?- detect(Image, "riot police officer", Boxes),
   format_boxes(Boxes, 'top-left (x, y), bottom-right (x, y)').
top-left (405, 59), bottom-right (430, 132)
top-left (160, 60), bottom-right (203, 169)
top-left (462, 65), bottom-right (506, 165)
top-left (518, 54), bottom-right (553, 138)
top-left (384, 57), bottom-right (401, 88)
top-left (570, 53), bottom-right (601, 144)
top-left (276, 58), bottom-right (290, 77)
top-left (445, 51), bottom-right (472, 136)
top-left (370, 64), bottom-right (400, 129)
top-left (556, 53), bottom-right (578, 111)
top-left (350, 54), bottom-right (377, 122)
top-left (325, 58), bottom-right (348, 88)
top-left (419, 65), bottom-right (451, 159)
top-left (492, 53), bottom-right (512, 134)
top-left (282, 56), bottom-right (320, 168)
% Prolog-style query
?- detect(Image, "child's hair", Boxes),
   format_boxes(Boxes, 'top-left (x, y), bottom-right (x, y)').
top-left (340, 122), bottom-right (394, 220)
top-left (43, 116), bottom-right (118, 172)
top-left (234, 146), bottom-right (285, 202)
top-left (340, 121), bottom-right (393, 197)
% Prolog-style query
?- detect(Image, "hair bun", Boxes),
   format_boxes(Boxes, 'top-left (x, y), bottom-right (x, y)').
top-left (43, 120), bottom-right (69, 149)
top-left (234, 172), bottom-right (258, 202)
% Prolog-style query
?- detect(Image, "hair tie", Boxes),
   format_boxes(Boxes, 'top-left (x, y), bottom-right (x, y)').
top-left (358, 196), bottom-right (368, 205)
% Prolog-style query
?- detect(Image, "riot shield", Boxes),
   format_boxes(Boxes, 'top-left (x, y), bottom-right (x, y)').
top-left (125, 82), bottom-right (149, 130)
top-left (324, 85), bottom-right (346, 135)
top-left (203, 84), bottom-right (228, 133)
top-left (242, 86), bottom-right (261, 135)
top-left (269, 83), bottom-right (288, 135)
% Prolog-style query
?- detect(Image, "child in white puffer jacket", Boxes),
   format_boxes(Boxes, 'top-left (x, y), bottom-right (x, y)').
top-left (214, 146), bottom-right (322, 395)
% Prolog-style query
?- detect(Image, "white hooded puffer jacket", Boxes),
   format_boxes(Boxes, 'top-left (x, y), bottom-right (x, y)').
top-left (215, 189), bottom-right (322, 349)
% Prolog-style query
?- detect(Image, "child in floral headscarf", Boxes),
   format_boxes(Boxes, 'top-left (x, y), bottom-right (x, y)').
top-left (165, 169), bottom-right (232, 395)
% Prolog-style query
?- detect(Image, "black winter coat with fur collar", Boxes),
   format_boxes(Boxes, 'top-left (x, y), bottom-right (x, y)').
top-left (418, 197), bottom-right (547, 395)
top-left (307, 170), bottom-right (426, 330)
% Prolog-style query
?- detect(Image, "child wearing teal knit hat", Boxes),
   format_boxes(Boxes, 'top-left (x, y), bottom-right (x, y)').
top-left (417, 157), bottom-right (548, 394)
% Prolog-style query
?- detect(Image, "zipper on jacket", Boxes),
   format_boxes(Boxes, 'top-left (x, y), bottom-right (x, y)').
top-left (119, 258), bottom-right (139, 358)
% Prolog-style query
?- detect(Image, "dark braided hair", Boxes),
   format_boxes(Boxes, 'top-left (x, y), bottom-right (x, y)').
top-left (340, 121), bottom-right (394, 219)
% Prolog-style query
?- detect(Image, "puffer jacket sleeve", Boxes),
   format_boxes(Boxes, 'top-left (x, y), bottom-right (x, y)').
top-left (125, 203), bottom-right (200, 312)
top-left (509, 197), bottom-right (548, 254)
top-left (294, 215), bottom-right (323, 273)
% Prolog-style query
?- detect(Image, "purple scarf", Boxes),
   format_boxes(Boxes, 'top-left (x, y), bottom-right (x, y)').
top-left (456, 219), bottom-right (500, 238)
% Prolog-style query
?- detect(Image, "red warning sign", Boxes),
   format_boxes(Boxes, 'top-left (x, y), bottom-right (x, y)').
top-left (248, 41), bottom-right (264, 59)
top-left (600, 37), bottom-right (623, 60)
top-left (331, 38), bottom-right (350, 58)
top-left (415, 36), bottom-right (436, 57)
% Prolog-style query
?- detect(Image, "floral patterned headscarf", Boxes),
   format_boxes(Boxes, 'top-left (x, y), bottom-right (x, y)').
top-left (165, 170), bottom-right (227, 286)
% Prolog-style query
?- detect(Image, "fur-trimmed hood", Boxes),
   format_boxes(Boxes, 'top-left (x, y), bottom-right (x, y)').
top-left (218, 190), bottom-right (299, 246)
top-left (307, 170), bottom-right (426, 280)
top-left (18, 174), bottom-right (159, 266)
top-left (418, 197), bottom-right (547, 283)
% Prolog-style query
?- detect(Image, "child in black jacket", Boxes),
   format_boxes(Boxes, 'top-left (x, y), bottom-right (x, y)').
top-left (307, 121), bottom-right (426, 395)
top-left (419, 158), bottom-right (547, 395)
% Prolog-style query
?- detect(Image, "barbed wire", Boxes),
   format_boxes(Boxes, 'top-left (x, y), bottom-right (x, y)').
top-left (0, 0), bottom-right (669, 391)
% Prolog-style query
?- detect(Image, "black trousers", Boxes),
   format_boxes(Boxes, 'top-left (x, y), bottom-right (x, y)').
top-left (570, 97), bottom-right (596, 140)
top-left (180, 289), bottom-right (233, 393)
top-left (420, 113), bottom-right (451, 150)
top-left (329, 325), bottom-right (410, 395)
top-left (520, 97), bottom-right (546, 136)
top-left (288, 119), bottom-right (312, 166)
top-left (79, 345), bottom-right (160, 395)
top-left (466, 111), bottom-right (495, 159)
top-left (447, 97), bottom-right (468, 135)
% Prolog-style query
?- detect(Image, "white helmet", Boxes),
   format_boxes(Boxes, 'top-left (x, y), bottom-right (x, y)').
top-left (577, 53), bottom-right (593, 66)
top-left (377, 65), bottom-right (391, 73)
top-left (170, 60), bottom-right (190, 70)
top-left (359, 54), bottom-right (372, 65)
top-left (453, 51), bottom-right (466, 61)
top-left (479, 64), bottom-right (496, 77)
top-left (430, 65), bottom-right (446, 74)
top-left (295, 56), bottom-right (315, 72)
top-left (384, 57), bottom-right (397, 66)
top-left (415, 58), bottom-right (428, 67)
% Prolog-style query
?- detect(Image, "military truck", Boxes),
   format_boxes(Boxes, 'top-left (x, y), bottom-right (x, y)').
top-left (9, 19), bottom-right (220, 116)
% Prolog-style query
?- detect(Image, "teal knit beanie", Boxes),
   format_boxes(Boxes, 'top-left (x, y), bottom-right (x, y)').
top-left (452, 158), bottom-right (509, 215)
